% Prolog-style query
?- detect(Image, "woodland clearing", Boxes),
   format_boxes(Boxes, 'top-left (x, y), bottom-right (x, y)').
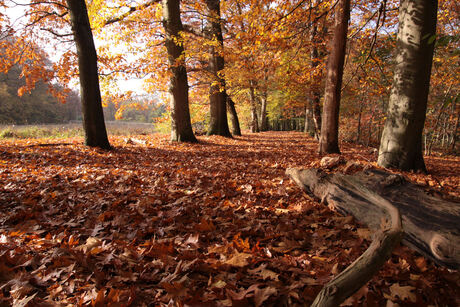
top-left (0, 131), bottom-right (459, 306)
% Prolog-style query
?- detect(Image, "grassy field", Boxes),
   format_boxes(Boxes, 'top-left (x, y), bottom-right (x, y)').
top-left (0, 121), bottom-right (159, 139)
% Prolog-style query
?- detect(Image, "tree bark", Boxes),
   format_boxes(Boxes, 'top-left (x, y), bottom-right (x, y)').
top-left (378, 0), bottom-right (438, 171)
top-left (162, 0), bottom-right (197, 142)
top-left (205, 0), bottom-right (232, 137)
top-left (312, 92), bottom-right (322, 141)
top-left (259, 94), bottom-right (268, 131)
top-left (286, 168), bottom-right (460, 269)
top-left (310, 23), bottom-right (322, 140)
top-left (304, 103), bottom-right (315, 136)
top-left (450, 109), bottom-right (459, 153)
top-left (318, 0), bottom-right (350, 154)
top-left (258, 70), bottom-right (269, 132)
top-left (311, 179), bottom-right (403, 306)
top-left (249, 84), bottom-right (259, 133)
top-left (67, 0), bottom-right (111, 149)
top-left (226, 95), bottom-right (241, 136)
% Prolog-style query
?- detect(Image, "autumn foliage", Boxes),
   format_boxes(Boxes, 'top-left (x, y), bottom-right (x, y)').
top-left (1, 132), bottom-right (459, 306)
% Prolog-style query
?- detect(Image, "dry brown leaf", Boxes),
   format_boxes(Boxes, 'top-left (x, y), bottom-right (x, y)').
top-left (248, 264), bottom-right (279, 281)
top-left (78, 237), bottom-right (102, 253)
top-left (389, 283), bottom-right (417, 302)
top-left (254, 286), bottom-right (277, 307)
top-left (224, 251), bottom-right (252, 267)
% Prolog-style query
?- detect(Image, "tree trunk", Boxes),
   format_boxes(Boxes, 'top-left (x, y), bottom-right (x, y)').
top-left (162, 0), bottom-right (197, 143)
top-left (426, 87), bottom-right (452, 154)
top-left (450, 108), bottom-right (459, 153)
top-left (259, 94), bottom-right (268, 131)
top-left (226, 95), bottom-right (241, 136)
top-left (67, 0), bottom-right (111, 149)
top-left (304, 103), bottom-right (315, 136)
top-left (310, 23), bottom-right (322, 140)
top-left (258, 70), bottom-right (269, 132)
top-left (205, 0), bottom-right (232, 137)
top-left (249, 84), bottom-right (259, 133)
top-left (318, 0), bottom-right (350, 154)
top-left (356, 103), bottom-right (364, 143)
top-left (312, 93), bottom-right (322, 140)
top-left (378, 0), bottom-right (438, 171)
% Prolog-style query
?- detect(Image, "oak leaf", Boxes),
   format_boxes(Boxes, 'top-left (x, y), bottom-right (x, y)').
top-left (389, 283), bottom-right (417, 302)
top-left (254, 286), bottom-right (277, 307)
top-left (224, 251), bottom-right (252, 267)
top-left (248, 264), bottom-right (279, 281)
top-left (197, 218), bottom-right (216, 232)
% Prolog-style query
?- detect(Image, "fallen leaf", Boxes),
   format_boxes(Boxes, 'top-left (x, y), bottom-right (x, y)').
top-left (248, 264), bottom-right (279, 281)
top-left (78, 237), bottom-right (102, 253)
top-left (389, 283), bottom-right (417, 302)
top-left (254, 286), bottom-right (277, 307)
top-left (211, 280), bottom-right (227, 289)
top-left (415, 257), bottom-right (428, 272)
top-left (12, 292), bottom-right (37, 307)
top-left (224, 251), bottom-right (252, 267)
top-left (196, 218), bottom-right (216, 232)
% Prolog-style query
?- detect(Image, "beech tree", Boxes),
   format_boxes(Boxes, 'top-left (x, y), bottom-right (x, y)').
top-left (67, 0), bottom-right (111, 149)
top-left (162, 0), bottom-right (197, 142)
top-left (249, 81), bottom-right (259, 133)
top-left (307, 23), bottom-right (324, 140)
top-left (0, 1), bottom-right (111, 149)
top-left (319, 0), bottom-right (350, 154)
top-left (226, 94), bottom-right (241, 135)
top-left (378, 0), bottom-right (438, 171)
top-left (204, 0), bottom-right (231, 137)
top-left (95, 0), bottom-right (198, 142)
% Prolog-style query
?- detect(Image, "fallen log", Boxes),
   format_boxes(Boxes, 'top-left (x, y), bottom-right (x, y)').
top-left (286, 168), bottom-right (460, 269)
top-left (311, 178), bottom-right (403, 307)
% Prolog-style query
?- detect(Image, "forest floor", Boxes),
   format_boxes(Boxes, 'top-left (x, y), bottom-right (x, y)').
top-left (0, 131), bottom-right (459, 306)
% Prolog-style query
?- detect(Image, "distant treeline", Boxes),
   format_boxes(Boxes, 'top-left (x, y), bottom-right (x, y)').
top-left (0, 64), bottom-right (167, 125)
top-left (0, 65), bottom-right (81, 124)
top-left (103, 100), bottom-right (167, 123)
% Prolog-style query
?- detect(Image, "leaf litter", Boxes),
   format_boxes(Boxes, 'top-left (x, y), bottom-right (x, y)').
top-left (0, 132), bottom-right (459, 306)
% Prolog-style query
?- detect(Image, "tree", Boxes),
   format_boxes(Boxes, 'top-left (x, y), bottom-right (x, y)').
top-left (249, 81), bottom-right (259, 133)
top-left (319, 0), bottom-right (350, 154)
top-left (258, 70), bottom-right (269, 131)
top-left (307, 22), bottom-right (324, 140)
top-left (226, 94), bottom-right (241, 135)
top-left (0, 1), bottom-right (111, 149)
top-left (162, 0), bottom-right (197, 142)
top-left (204, 0), bottom-right (231, 137)
top-left (67, 0), bottom-right (111, 149)
top-left (223, 0), bottom-right (279, 134)
top-left (91, 0), bottom-right (214, 142)
top-left (378, 0), bottom-right (438, 171)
